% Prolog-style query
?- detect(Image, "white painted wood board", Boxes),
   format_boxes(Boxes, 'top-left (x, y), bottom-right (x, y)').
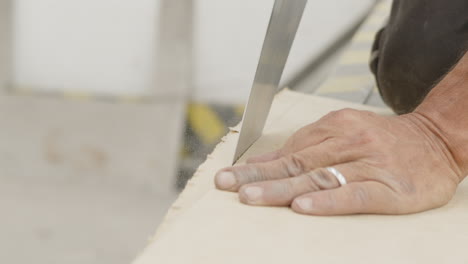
top-left (133, 90), bottom-right (468, 264)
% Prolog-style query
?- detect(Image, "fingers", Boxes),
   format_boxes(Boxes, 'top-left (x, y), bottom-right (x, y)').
top-left (244, 120), bottom-right (341, 165)
top-left (215, 157), bottom-right (299, 192)
top-left (291, 181), bottom-right (400, 215)
top-left (246, 150), bottom-right (282, 164)
top-left (215, 139), bottom-right (361, 192)
top-left (238, 168), bottom-right (341, 206)
top-left (238, 163), bottom-right (363, 206)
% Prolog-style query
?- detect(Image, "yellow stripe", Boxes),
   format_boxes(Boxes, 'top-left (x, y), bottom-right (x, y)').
top-left (366, 15), bottom-right (385, 27)
top-left (312, 0), bottom-right (391, 96)
top-left (188, 104), bottom-right (225, 145)
top-left (352, 31), bottom-right (377, 44)
top-left (234, 105), bottom-right (245, 117)
top-left (317, 75), bottom-right (373, 94)
top-left (118, 95), bottom-right (145, 104)
top-left (9, 88), bottom-right (152, 104)
top-left (365, 1), bottom-right (391, 26)
top-left (339, 50), bottom-right (370, 65)
top-left (12, 87), bottom-right (33, 96)
top-left (375, 1), bottom-right (392, 13)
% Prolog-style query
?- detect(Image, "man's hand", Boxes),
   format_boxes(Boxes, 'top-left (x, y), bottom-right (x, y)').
top-left (214, 109), bottom-right (465, 215)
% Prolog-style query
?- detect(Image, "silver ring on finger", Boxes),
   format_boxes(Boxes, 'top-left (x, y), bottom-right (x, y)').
top-left (326, 167), bottom-right (347, 186)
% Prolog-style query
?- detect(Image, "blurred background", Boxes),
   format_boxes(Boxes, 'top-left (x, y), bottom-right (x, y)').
top-left (0, 0), bottom-right (388, 263)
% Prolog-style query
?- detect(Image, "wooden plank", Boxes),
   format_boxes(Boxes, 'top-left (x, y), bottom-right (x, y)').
top-left (133, 90), bottom-right (467, 263)
top-left (0, 0), bottom-right (12, 94)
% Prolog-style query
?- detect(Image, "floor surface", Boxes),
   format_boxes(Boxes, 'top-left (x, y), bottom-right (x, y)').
top-left (0, 95), bottom-right (180, 264)
top-left (1, 180), bottom-right (176, 264)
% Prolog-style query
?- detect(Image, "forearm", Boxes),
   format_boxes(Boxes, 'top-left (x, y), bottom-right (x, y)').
top-left (415, 51), bottom-right (468, 178)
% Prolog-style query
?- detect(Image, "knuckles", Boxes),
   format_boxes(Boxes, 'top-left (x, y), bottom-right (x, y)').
top-left (352, 185), bottom-right (370, 210)
top-left (306, 168), bottom-right (340, 190)
top-left (324, 108), bottom-right (379, 127)
top-left (325, 108), bottom-right (362, 123)
top-left (282, 154), bottom-right (307, 177)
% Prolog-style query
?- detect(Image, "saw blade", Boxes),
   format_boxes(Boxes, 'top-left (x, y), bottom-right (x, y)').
top-left (233, 0), bottom-right (308, 163)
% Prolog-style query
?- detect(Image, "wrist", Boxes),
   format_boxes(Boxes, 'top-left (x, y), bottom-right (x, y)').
top-left (413, 54), bottom-right (468, 180)
top-left (402, 111), bottom-right (467, 182)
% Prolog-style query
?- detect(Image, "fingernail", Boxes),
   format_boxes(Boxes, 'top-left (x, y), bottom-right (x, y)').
top-left (243, 186), bottom-right (263, 202)
top-left (216, 171), bottom-right (236, 189)
top-left (295, 198), bottom-right (313, 211)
